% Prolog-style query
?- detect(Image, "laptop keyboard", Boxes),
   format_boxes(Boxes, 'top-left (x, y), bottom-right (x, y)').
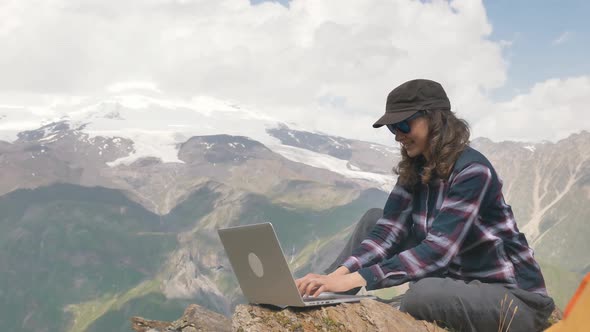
top-left (302, 294), bottom-right (355, 302)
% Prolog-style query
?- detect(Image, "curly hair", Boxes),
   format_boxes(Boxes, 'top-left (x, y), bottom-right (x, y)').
top-left (394, 109), bottom-right (470, 189)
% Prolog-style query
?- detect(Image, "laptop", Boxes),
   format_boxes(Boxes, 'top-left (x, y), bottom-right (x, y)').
top-left (217, 222), bottom-right (376, 307)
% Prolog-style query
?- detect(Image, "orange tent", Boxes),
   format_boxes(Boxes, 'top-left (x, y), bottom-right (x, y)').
top-left (546, 273), bottom-right (590, 331)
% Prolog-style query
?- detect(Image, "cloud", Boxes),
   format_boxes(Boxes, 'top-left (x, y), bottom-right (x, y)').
top-left (107, 81), bottom-right (162, 94)
top-left (472, 76), bottom-right (590, 142)
top-left (0, 0), bottom-right (586, 144)
top-left (552, 31), bottom-right (572, 45)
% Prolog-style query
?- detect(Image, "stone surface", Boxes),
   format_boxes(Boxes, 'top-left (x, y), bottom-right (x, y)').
top-left (549, 306), bottom-right (564, 324)
top-left (131, 300), bottom-right (443, 332)
top-left (131, 304), bottom-right (231, 332)
top-left (131, 300), bottom-right (564, 331)
top-left (130, 316), bottom-right (171, 332)
top-left (231, 300), bottom-right (444, 332)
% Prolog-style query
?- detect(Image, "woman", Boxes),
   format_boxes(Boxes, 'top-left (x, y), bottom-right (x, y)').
top-left (295, 79), bottom-right (555, 331)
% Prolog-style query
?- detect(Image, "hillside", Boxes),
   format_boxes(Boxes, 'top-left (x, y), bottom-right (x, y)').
top-left (0, 181), bottom-right (388, 331)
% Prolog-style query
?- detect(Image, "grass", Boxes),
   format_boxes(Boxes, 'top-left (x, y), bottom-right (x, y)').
top-left (290, 238), bottom-right (325, 271)
top-left (498, 294), bottom-right (519, 332)
top-left (321, 316), bottom-right (345, 331)
top-left (271, 185), bottom-right (359, 211)
top-left (65, 278), bottom-right (160, 332)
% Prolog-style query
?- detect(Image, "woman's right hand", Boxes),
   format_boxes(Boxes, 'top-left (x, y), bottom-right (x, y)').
top-left (295, 270), bottom-right (365, 297)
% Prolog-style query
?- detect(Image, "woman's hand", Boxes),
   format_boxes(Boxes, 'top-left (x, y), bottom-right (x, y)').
top-left (294, 271), bottom-right (367, 297)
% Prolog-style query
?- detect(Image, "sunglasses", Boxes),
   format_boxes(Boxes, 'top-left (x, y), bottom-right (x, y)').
top-left (386, 111), bottom-right (423, 135)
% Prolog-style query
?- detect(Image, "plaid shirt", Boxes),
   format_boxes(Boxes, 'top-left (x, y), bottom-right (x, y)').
top-left (342, 147), bottom-right (548, 295)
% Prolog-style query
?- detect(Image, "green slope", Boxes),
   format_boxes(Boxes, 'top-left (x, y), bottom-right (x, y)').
top-left (0, 184), bottom-right (209, 332)
top-left (538, 261), bottom-right (583, 310)
top-left (237, 187), bottom-right (388, 252)
top-left (0, 181), bottom-right (381, 331)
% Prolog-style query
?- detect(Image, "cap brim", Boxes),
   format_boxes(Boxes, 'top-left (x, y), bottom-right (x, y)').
top-left (372, 110), bottom-right (418, 128)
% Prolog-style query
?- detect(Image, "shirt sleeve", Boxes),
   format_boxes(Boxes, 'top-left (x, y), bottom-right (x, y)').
top-left (357, 163), bottom-right (493, 290)
top-left (340, 181), bottom-right (414, 273)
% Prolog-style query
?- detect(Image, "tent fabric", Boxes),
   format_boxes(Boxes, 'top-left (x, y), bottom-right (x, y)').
top-left (545, 273), bottom-right (590, 331)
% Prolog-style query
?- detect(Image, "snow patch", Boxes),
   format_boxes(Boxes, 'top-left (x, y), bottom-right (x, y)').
top-left (369, 144), bottom-right (399, 155)
top-left (347, 163), bottom-right (361, 171)
top-left (524, 145), bottom-right (536, 153)
top-left (269, 144), bottom-right (395, 191)
top-left (39, 133), bottom-right (59, 143)
top-left (102, 129), bottom-right (186, 166)
top-left (327, 136), bottom-right (351, 149)
top-left (287, 132), bottom-right (300, 143)
top-left (228, 142), bottom-right (245, 149)
top-left (199, 142), bottom-right (214, 150)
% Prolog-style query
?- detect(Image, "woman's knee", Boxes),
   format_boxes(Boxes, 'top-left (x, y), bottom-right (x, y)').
top-left (360, 208), bottom-right (383, 222)
top-left (358, 208), bottom-right (383, 231)
top-left (400, 278), bottom-right (451, 317)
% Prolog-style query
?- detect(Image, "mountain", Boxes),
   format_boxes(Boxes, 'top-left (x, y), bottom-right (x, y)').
top-left (0, 95), bottom-right (396, 213)
top-left (0, 121), bottom-right (134, 197)
top-left (471, 133), bottom-right (590, 273)
top-left (0, 94), bottom-right (588, 331)
top-left (266, 124), bottom-right (400, 175)
top-left (0, 184), bottom-right (180, 332)
top-left (0, 182), bottom-right (388, 331)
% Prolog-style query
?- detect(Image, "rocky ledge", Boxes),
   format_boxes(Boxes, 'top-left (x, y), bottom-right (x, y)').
top-left (131, 300), bottom-right (445, 332)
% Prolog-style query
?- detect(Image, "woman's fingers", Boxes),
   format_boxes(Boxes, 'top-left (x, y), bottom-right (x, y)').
top-left (305, 276), bottom-right (331, 297)
top-left (312, 285), bottom-right (325, 297)
top-left (305, 279), bottom-right (319, 296)
top-left (298, 273), bottom-right (360, 297)
top-left (297, 279), bottom-right (307, 294)
top-left (295, 273), bottom-right (332, 296)
top-left (296, 275), bottom-right (312, 295)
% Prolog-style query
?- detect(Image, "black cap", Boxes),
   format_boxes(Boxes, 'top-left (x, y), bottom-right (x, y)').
top-left (373, 79), bottom-right (451, 128)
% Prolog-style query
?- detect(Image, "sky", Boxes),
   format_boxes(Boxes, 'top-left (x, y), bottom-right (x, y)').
top-left (0, 0), bottom-right (588, 145)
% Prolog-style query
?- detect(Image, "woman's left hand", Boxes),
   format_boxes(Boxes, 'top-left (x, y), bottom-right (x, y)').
top-left (295, 272), bottom-right (367, 297)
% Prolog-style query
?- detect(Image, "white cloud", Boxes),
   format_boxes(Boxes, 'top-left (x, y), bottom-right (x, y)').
top-left (0, 0), bottom-right (586, 144)
top-left (472, 76), bottom-right (590, 142)
top-left (552, 31), bottom-right (572, 45)
top-left (107, 81), bottom-right (162, 94)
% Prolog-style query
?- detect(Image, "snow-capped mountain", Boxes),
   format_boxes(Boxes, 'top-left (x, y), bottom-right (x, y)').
top-left (1, 94), bottom-right (282, 163)
top-left (0, 93), bottom-right (397, 190)
top-left (0, 93), bottom-right (405, 220)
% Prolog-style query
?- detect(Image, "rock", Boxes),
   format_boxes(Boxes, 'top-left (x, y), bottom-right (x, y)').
top-left (130, 316), bottom-right (171, 332)
top-left (231, 299), bottom-right (444, 332)
top-left (131, 300), bottom-right (441, 331)
top-left (549, 306), bottom-right (564, 325)
top-left (130, 304), bottom-right (231, 332)
top-left (132, 300), bottom-right (563, 331)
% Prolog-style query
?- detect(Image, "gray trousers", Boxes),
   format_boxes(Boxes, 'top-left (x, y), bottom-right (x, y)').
top-left (326, 209), bottom-right (555, 332)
